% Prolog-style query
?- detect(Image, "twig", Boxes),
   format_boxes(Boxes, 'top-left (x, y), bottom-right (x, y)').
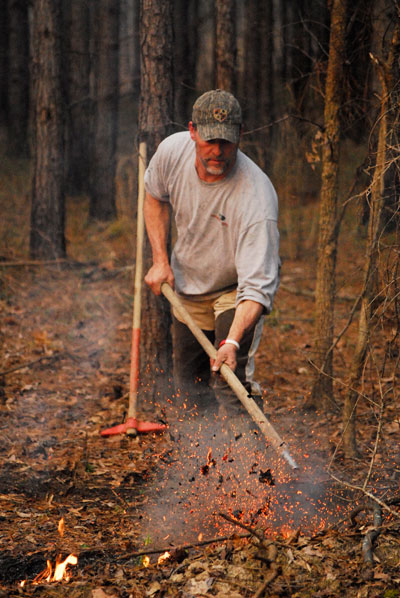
top-left (362, 502), bottom-right (382, 565)
top-left (254, 565), bottom-right (279, 598)
top-left (363, 356), bottom-right (386, 491)
top-left (328, 471), bottom-right (400, 519)
top-left (218, 512), bottom-right (267, 544)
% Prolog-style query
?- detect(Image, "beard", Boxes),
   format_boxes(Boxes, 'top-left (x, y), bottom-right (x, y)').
top-left (203, 158), bottom-right (231, 176)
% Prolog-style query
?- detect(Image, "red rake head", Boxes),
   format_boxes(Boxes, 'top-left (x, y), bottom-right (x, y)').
top-left (100, 417), bottom-right (167, 437)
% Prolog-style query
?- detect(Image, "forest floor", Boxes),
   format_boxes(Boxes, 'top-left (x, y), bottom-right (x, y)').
top-left (0, 188), bottom-right (400, 597)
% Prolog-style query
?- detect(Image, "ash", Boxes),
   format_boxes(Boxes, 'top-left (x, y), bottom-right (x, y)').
top-left (138, 404), bottom-right (348, 546)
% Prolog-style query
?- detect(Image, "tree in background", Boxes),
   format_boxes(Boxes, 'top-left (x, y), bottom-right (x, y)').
top-left (342, 21), bottom-right (399, 457)
top-left (173, 0), bottom-right (198, 127)
top-left (0, 0), bottom-right (8, 127)
top-left (215, 0), bottom-right (236, 92)
top-left (241, 1), bottom-right (273, 170)
top-left (89, 0), bottom-right (119, 221)
top-left (30, 0), bottom-right (65, 259)
top-left (7, 0), bottom-right (29, 156)
top-left (310, 0), bottom-right (347, 408)
top-left (64, 0), bottom-right (91, 195)
top-left (139, 0), bottom-right (174, 400)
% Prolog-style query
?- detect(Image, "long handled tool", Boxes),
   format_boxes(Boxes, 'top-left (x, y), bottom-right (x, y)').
top-left (101, 143), bottom-right (166, 437)
top-left (161, 282), bottom-right (298, 470)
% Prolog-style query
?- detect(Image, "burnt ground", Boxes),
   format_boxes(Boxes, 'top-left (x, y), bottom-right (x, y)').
top-left (0, 212), bottom-right (400, 596)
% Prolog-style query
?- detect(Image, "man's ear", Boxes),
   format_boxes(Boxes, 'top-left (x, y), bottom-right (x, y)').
top-left (188, 121), bottom-right (197, 141)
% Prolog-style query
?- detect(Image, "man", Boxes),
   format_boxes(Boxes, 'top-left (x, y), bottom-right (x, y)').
top-left (143, 89), bottom-right (280, 426)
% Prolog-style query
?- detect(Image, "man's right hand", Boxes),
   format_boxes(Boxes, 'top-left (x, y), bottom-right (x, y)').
top-left (144, 262), bottom-right (174, 295)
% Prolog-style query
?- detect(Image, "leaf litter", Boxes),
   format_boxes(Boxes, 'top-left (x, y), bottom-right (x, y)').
top-left (0, 229), bottom-right (399, 596)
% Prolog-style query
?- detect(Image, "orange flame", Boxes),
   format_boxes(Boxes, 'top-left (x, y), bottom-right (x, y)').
top-left (58, 517), bottom-right (65, 538)
top-left (32, 554), bottom-right (78, 584)
top-left (157, 551), bottom-right (171, 565)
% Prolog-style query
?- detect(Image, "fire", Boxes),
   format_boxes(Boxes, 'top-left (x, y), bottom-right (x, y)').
top-left (157, 551), bottom-right (171, 565)
top-left (19, 518), bottom-right (77, 586)
top-left (58, 516), bottom-right (65, 537)
top-left (20, 554), bottom-right (78, 586)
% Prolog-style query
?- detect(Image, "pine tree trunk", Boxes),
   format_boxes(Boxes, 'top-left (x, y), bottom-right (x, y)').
top-left (7, 0), bottom-right (29, 155)
top-left (215, 0), bottom-right (236, 92)
top-left (310, 0), bottom-right (347, 408)
top-left (30, 0), bottom-right (65, 259)
top-left (89, 0), bottom-right (119, 221)
top-left (343, 24), bottom-right (399, 457)
top-left (0, 0), bottom-right (8, 125)
top-left (243, 0), bottom-right (259, 132)
top-left (64, 0), bottom-right (91, 195)
top-left (258, 1), bottom-right (273, 170)
top-left (173, 0), bottom-right (197, 125)
top-left (139, 0), bottom-right (174, 403)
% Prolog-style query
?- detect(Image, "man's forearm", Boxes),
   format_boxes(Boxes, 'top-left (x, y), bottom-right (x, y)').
top-left (227, 300), bottom-right (264, 345)
top-left (143, 193), bottom-right (170, 264)
top-left (143, 193), bottom-right (174, 294)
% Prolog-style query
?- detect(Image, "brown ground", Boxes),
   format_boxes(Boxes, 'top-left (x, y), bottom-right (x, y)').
top-left (0, 192), bottom-right (399, 596)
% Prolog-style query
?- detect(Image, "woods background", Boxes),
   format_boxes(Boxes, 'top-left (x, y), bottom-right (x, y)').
top-left (1, 0), bottom-right (399, 460)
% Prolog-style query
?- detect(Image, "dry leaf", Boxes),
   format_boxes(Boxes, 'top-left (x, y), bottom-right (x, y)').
top-left (146, 581), bottom-right (161, 596)
top-left (92, 589), bottom-right (118, 598)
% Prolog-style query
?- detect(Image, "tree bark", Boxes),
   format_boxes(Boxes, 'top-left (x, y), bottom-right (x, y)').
top-left (7, 0), bottom-right (29, 155)
top-left (30, 0), bottom-right (65, 259)
top-left (258, 1), bottom-right (273, 170)
top-left (89, 0), bottom-right (119, 221)
top-left (215, 0), bottom-right (236, 92)
top-left (173, 0), bottom-right (197, 126)
top-left (310, 0), bottom-right (347, 408)
top-left (139, 0), bottom-right (174, 402)
top-left (0, 0), bottom-right (8, 125)
top-left (64, 0), bottom-right (91, 195)
top-left (243, 0), bottom-right (259, 132)
top-left (343, 23), bottom-right (399, 457)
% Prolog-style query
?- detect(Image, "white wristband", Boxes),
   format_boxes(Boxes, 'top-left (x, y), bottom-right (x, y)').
top-left (225, 338), bottom-right (240, 350)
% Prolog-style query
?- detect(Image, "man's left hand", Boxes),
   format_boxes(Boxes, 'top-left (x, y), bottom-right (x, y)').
top-left (211, 343), bottom-right (237, 372)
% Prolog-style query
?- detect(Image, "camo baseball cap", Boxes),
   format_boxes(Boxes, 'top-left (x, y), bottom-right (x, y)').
top-left (192, 89), bottom-right (242, 144)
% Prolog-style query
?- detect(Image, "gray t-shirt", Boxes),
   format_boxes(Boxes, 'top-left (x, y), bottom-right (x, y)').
top-left (144, 131), bottom-right (280, 313)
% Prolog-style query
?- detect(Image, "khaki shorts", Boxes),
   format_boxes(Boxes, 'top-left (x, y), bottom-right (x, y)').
top-left (172, 289), bottom-right (237, 330)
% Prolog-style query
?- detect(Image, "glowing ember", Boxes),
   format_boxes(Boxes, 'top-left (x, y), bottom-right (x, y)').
top-left (157, 551), bottom-right (171, 565)
top-left (200, 448), bottom-right (216, 475)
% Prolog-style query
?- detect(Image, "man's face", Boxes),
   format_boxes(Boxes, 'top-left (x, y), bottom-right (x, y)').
top-left (189, 122), bottom-right (239, 181)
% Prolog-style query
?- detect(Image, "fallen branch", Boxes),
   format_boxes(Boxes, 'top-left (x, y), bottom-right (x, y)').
top-left (362, 502), bottom-right (382, 565)
top-left (0, 258), bottom-right (69, 268)
top-left (112, 532), bottom-right (250, 563)
top-left (279, 283), bottom-right (355, 303)
top-left (0, 352), bottom-right (67, 377)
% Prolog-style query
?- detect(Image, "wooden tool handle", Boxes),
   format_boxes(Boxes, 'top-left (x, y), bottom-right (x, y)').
top-left (127, 141), bottom-right (147, 435)
top-left (160, 282), bottom-right (298, 470)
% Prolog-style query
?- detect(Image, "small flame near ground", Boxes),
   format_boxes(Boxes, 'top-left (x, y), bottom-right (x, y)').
top-left (20, 518), bottom-right (78, 587)
top-left (157, 551), bottom-right (171, 565)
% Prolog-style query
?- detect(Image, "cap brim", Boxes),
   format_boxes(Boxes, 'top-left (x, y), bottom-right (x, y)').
top-left (197, 123), bottom-right (240, 144)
